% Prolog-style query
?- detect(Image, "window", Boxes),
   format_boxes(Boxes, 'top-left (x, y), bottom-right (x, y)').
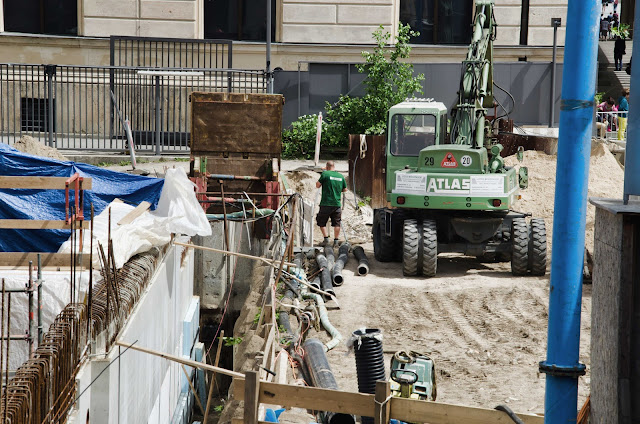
top-left (3, 0), bottom-right (78, 35)
top-left (391, 114), bottom-right (437, 156)
top-left (204, 0), bottom-right (276, 41)
top-left (21, 97), bottom-right (55, 132)
top-left (400, 0), bottom-right (473, 44)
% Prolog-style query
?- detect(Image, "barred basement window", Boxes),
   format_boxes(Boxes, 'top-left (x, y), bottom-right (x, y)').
top-left (21, 98), bottom-right (55, 132)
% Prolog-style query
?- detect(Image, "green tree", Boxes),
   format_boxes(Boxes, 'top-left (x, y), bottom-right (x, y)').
top-left (282, 23), bottom-right (425, 157)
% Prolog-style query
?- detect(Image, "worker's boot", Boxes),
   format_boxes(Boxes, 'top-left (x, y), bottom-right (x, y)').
top-left (333, 238), bottom-right (340, 248)
top-left (320, 237), bottom-right (329, 247)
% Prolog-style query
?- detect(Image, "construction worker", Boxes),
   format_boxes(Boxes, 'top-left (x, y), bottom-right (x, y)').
top-left (316, 161), bottom-right (347, 247)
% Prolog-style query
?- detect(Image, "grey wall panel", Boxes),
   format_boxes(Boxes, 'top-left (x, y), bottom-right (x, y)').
top-left (275, 61), bottom-right (562, 128)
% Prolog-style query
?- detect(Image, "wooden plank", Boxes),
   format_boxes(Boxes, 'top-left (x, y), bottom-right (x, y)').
top-left (389, 397), bottom-right (545, 424)
top-left (233, 379), bottom-right (374, 417)
top-left (232, 378), bottom-right (545, 424)
top-left (374, 381), bottom-right (391, 424)
top-left (244, 371), bottom-right (260, 424)
top-left (0, 253), bottom-right (90, 268)
top-left (0, 219), bottom-right (90, 230)
top-left (117, 201), bottom-right (151, 226)
top-left (0, 176), bottom-right (92, 190)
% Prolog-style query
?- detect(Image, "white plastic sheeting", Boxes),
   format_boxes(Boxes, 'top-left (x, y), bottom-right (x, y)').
top-left (59, 168), bottom-right (211, 269)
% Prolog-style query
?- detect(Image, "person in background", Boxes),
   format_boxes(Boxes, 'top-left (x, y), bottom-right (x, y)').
top-left (597, 97), bottom-right (618, 138)
top-left (614, 0), bottom-right (619, 13)
top-left (618, 88), bottom-right (630, 140)
top-left (614, 35), bottom-right (626, 71)
top-left (601, 16), bottom-right (610, 40)
top-left (315, 161), bottom-right (347, 247)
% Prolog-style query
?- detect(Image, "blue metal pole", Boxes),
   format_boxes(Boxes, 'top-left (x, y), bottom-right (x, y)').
top-left (623, 0), bottom-right (640, 203)
top-left (540, 0), bottom-right (598, 422)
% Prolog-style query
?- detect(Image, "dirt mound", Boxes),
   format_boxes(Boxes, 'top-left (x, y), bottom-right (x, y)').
top-left (505, 141), bottom-right (624, 253)
top-left (13, 136), bottom-right (67, 161)
top-left (285, 169), bottom-right (373, 245)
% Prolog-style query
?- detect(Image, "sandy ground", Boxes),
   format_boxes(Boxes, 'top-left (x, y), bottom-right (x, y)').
top-left (307, 245), bottom-right (591, 417)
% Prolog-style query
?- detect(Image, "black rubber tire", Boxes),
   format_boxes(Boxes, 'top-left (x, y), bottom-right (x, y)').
top-left (511, 218), bottom-right (529, 276)
top-left (422, 219), bottom-right (438, 277)
top-left (373, 210), bottom-right (397, 262)
top-left (403, 219), bottom-right (420, 276)
top-left (528, 218), bottom-right (547, 276)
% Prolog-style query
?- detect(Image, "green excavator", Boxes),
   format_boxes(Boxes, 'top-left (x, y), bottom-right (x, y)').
top-left (372, 0), bottom-right (547, 277)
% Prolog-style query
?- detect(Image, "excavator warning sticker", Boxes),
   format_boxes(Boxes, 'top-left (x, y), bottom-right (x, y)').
top-left (441, 153), bottom-right (458, 168)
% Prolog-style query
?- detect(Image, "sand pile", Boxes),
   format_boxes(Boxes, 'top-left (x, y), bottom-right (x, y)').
top-left (285, 169), bottom-right (373, 244)
top-left (505, 141), bottom-right (624, 253)
top-left (13, 135), bottom-right (67, 161)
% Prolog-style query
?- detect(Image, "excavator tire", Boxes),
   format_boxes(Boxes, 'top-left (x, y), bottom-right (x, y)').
top-left (511, 218), bottom-right (529, 276)
top-left (528, 218), bottom-right (547, 276)
top-left (373, 209), bottom-right (397, 262)
top-left (403, 219), bottom-right (420, 276)
top-left (422, 219), bottom-right (438, 277)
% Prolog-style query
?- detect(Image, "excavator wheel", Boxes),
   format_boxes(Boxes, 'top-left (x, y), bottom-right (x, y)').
top-left (511, 218), bottom-right (529, 276)
top-left (422, 219), bottom-right (438, 277)
top-left (403, 219), bottom-right (420, 276)
top-left (528, 218), bottom-right (547, 276)
top-left (373, 210), bottom-right (397, 262)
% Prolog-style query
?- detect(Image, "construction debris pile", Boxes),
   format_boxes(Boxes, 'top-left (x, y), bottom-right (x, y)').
top-left (505, 141), bottom-right (624, 253)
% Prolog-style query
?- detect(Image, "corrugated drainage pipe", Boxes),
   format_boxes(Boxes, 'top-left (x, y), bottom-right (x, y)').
top-left (302, 292), bottom-right (342, 351)
top-left (324, 245), bottom-right (336, 273)
top-left (303, 338), bottom-right (356, 424)
top-left (352, 246), bottom-right (370, 276)
top-left (332, 243), bottom-right (350, 286)
top-left (352, 328), bottom-right (385, 424)
top-left (315, 251), bottom-right (336, 300)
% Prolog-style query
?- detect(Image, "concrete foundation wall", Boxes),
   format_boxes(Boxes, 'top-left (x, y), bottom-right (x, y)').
top-left (70, 243), bottom-right (197, 424)
top-left (194, 220), bottom-right (269, 313)
top-left (591, 200), bottom-right (640, 423)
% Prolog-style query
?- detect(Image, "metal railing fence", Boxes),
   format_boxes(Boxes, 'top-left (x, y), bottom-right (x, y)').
top-left (596, 110), bottom-right (628, 142)
top-left (0, 63), bottom-right (267, 153)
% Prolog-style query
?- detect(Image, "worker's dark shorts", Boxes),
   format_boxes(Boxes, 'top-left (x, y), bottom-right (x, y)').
top-left (316, 206), bottom-right (342, 227)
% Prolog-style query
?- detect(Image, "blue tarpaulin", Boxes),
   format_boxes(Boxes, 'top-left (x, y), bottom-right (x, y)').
top-left (0, 144), bottom-right (164, 253)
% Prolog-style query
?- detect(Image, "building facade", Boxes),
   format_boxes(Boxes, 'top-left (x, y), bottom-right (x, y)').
top-left (0, 0), bottom-right (568, 70)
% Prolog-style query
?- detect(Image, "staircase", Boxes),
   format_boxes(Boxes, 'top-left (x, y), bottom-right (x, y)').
top-left (598, 40), bottom-right (631, 101)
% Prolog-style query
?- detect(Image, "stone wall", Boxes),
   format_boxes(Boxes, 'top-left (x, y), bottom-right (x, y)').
top-left (81, 0), bottom-right (202, 38)
top-left (280, 0), bottom-right (396, 44)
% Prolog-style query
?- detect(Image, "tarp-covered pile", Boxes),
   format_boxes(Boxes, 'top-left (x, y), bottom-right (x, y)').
top-left (0, 143), bottom-right (211, 258)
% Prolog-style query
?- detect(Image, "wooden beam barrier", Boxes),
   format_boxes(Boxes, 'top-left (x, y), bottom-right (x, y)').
top-left (0, 176), bottom-right (93, 190)
top-left (233, 379), bottom-right (545, 424)
top-left (0, 219), bottom-right (90, 230)
top-left (0, 253), bottom-right (91, 268)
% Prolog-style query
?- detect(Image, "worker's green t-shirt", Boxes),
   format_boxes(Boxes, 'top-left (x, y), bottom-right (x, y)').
top-left (318, 170), bottom-right (346, 207)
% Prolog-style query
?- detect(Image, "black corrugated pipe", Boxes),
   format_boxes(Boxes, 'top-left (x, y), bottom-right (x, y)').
top-left (280, 253), bottom-right (304, 345)
top-left (303, 339), bottom-right (356, 424)
top-left (315, 250), bottom-right (336, 300)
top-left (352, 328), bottom-right (385, 424)
top-left (332, 243), bottom-right (350, 286)
top-left (352, 246), bottom-right (369, 276)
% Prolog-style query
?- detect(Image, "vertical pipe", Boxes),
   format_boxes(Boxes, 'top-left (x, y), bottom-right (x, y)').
top-left (28, 261), bottom-right (34, 357)
top-left (37, 254), bottom-right (42, 345)
top-left (549, 24), bottom-right (559, 128)
top-left (266, 0), bottom-right (273, 94)
top-left (155, 75), bottom-right (161, 155)
top-left (624, 1), bottom-right (640, 202)
top-left (540, 1), bottom-right (597, 423)
top-left (47, 66), bottom-right (54, 147)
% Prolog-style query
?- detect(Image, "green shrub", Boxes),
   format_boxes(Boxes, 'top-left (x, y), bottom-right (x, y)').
top-left (282, 23), bottom-right (425, 157)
